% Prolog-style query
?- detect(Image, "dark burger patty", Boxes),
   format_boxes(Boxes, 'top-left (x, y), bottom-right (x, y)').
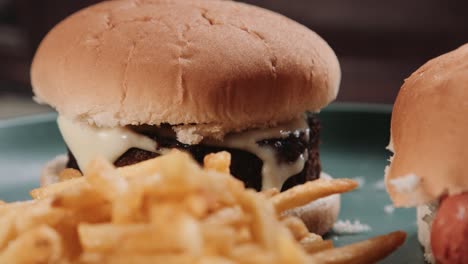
top-left (67, 115), bottom-right (321, 191)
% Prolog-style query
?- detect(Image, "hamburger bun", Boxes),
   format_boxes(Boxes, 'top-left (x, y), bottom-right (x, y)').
top-left (31, 0), bottom-right (340, 137)
top-left (41, 155), bottom-right (340, 235)
top-left (385, 43), bottom-right (468, 207)
top-left (40, 155), bottom-right (68, 186)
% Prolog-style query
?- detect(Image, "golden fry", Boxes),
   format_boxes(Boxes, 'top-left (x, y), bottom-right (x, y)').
top-left (0, 201), bottom-right (37, 216)
top-left (30, 152), bottom-right (178, 200)
top-left (204, 151), bottom-right (231, 174)
top-left (229, 244), bottom-right (275, 264)
top-left (301, 239), bottom-right (334, 254)
top-left (30, 177), bottom-right (82, 200)
top-left (52, 186), bottom-right (106, 210)
top-left (275, 229), bottom-right (309, 264)
top-left (15, 205), bottom-right (66, 233)
top-left (197, 256), bottom-right (236, 264)
top-left (2, 151), bottom-right (404, 263)
top-left (308, 231), bottom-right (406, 264)
top-left (79, 220), bottom-right (202, 255)
top-left (58, 168), bottom-right (82, 182)
top-left (261, 188), bottom-right (279, 198)
top-left (111, 190), bottom-right (145, 224)
top-left (281, 216), bottom-right (309, 241)
top-left (0, 226), bottom-right (62, 263)
top-left (80, 253), bottom-right (198, 264)
top-left (239, 190), bottom-right (277, 250)
top-left (203, 206), bottom-right (246, 227)
top-left (0, 213), bottom-right (16, 250)
top-left (271, 178), bottom-right (358, 213)
top-left (85, 157), bottom-right (128, 201)
top-left (300, 232), bottom-right (323, 243)
top-left (201, 224), bottom-right (236, 255)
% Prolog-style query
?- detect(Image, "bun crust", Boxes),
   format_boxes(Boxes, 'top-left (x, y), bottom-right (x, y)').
top-left (31, 0), bottom-right (340, 132)
top-left (42, 157), bottom-right (339, 235)
top-left (385, 44), bottom-right (468, 207)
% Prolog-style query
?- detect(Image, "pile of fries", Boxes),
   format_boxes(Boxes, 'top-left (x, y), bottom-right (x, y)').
top-left (0, 151), bottom-right (405, 263)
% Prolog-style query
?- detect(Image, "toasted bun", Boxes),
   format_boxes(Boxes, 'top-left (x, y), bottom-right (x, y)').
top-left (385, 44), bottom-right (468, 207)
top-left (41, 157), bottom-right (339, 235)
top-left (31, 0), bottom-right (340, 134)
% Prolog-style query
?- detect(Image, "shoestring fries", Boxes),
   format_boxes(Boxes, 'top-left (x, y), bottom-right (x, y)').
top-left (1, 151), bottom-right (405, 263)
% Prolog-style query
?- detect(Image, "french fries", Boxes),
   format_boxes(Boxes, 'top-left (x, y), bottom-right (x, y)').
top-left (80, 253), bottom-right (198, 264)
top-left (30, 155), bottom-right (164, 200)
top-left (58, 168), bottom-right (82, 182)
top-left (1, 151), bottom-right (405, 263)
top-left (261, 188), bottom-right (279, 198)
top-left (271, 178), bottom-right (358, 213)
top-left (30, 177), bottom-right (82, 200)
top-left (302, 239), bottom-right (334, 254)
top-left (308, 231), bottom-right (407, 264)
top-left (0, 226), bottom-right (62, 264)
top-left (281, 216), bottom-right (310, 241)
top-left (204, 151), bottom-right (231, 174)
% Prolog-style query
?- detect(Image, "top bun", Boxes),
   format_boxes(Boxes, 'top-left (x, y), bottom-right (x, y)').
top-left (386, 44), bottom-right (468, 207)
top-left (31, 0), bottom-right (340, 134)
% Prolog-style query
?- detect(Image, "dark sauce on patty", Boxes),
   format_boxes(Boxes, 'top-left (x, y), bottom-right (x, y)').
top-left (67, 115), bottom-right (321, 191)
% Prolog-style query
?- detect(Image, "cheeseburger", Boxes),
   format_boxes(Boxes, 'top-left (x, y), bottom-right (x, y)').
top-left (385, 44), bottom-right (468, 263)
top-left (31, 0), bottom-right (341, 234)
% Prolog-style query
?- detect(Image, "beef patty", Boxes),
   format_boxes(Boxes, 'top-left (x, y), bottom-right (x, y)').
top-left (67, 115), bottom-right (321, 191)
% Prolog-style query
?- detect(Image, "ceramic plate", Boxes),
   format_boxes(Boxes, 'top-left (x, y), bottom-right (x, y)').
top-left (0, 103), bottom-right (424, 263)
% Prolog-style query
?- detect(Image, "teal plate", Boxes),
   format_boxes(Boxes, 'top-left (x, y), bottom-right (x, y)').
top-left (0, 103), bottom-right (423, 263)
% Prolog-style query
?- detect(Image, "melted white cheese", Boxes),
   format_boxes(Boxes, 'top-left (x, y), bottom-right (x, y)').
top-left (57, 116), bottom-right (158, 171)
top-left (218, 118), bottom-right (310, 190)
top-left (57, 116), bottom-right (310, 190)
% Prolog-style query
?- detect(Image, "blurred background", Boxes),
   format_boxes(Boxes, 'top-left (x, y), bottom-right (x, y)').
top-left (0, 0), bottom-right (467, 119)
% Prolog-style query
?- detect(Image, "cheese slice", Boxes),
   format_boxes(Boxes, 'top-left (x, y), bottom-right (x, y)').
top-left (219, 117), bottom-right (310, 190)
top-left (57, 116), bottom-right (310, 190)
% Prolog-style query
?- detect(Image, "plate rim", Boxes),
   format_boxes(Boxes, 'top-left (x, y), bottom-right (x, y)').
top-left (325, 102), bottom-right (392, 114)
top-left (0, 103), bottom-right (392, 128)
top-left (0, 112), bottom-right (57, 128)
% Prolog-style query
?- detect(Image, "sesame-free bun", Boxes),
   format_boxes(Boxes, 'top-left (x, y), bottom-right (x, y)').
top-left (385, 44), bottom-right (468, 207)
top-left (31, 0), bottom-right (340, 134)
top-left (40, 155), bottom-right (68, 186)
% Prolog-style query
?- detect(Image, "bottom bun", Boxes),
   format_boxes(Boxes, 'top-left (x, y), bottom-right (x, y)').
top-left (41, 156), bottom-right (340, 235)
top-left (40, 155), bottom-right (68, 186)
top-left (417, 203), bottom-right (438, 264)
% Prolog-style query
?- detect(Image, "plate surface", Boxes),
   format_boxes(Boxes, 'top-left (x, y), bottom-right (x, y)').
top-left (0, 103), bottom-right (423, 263)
